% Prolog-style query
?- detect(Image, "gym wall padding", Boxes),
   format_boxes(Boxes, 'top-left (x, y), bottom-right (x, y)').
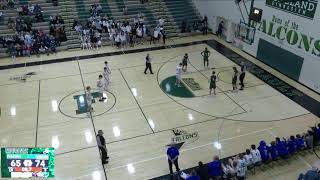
top-left (257, 39), bottom-right (304, 81)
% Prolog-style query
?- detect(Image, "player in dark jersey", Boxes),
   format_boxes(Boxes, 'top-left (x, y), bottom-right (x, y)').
top-left (182, 53), bottom-right (189, 72)
top-left (239, 62), bottom-right (246, 90)
top-left (232, 67), bottom-right (238, 92)
top-left (201, 48), bottom-right (211, 69)
top-left (209, 71), bottom-right (217, 95)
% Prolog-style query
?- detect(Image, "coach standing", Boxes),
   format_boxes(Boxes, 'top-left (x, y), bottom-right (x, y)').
top-left (144, 53), bottom-right (154, 74)
top-left (167, 142), bottom-right (180, 174)
top-left (239, 62), bottom-right (246, 90)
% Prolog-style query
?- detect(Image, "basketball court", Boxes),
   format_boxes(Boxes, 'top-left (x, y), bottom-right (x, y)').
top-left (0, 35), bottom-right (319, 180)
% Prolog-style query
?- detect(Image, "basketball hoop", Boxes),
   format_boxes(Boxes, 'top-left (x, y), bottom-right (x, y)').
top-left (234, 22), bottom-right (256, 45)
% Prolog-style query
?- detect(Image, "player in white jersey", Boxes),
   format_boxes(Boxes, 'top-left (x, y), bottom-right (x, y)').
top-left (97, 75), bottom-right (106, 102)
top-left (103, 67), bottom-right (111, 90)
top-left (104, 61), bottom-right (111, 83)
top-left (80, 35), bottom-right (86, 50)
top-left (250, 144), bottom-right (262, 164)
top-left (85, 86), bottom-right (94, 116)
top-left (175, 63), bottom-right (183, 87)
top-left (236, 154), bottom-right (247, 180)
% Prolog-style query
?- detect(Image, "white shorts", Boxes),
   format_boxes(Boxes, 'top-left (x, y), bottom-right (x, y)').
top-left (176, 74), bottom-right (181, 80)
top-left (103, 80), bottom-right (109, 90)
top-left (87, 100), bottom-right (92, 107)
top-left (98, 88), bottom-right (104, 94)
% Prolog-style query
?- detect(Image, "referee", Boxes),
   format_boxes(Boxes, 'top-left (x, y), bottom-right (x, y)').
top-left (239, 62), bottom-right (246, 90)
top-left (144, 53), bottom-right (154, 74)
top-left (96, 130), bottom-right (109, 164)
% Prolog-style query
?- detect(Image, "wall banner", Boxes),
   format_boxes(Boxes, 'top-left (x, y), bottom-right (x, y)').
top-left (265, 0), bottom-right (318, 19)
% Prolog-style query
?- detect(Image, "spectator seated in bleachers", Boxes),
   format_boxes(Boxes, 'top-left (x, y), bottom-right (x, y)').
top-left (0, 0), bottom-right (6, 10)
top-left (296, 134), bottom-right (306, 151)
top-left (33, 4), bottom-right (44, 22)
top-left (222, 158), bottom-right (237, 178)
top-left (305, 130), bottom-right (314, 149)
top-left (287, 135), bottom-right (297, 155)
top-left (15, 17), bottom-right (32, 33)
top-left (269, 141), bottom-right (279, 161)
top-left (7, 0), bottom-right (15, 9)
top-left (250, 144), bottom-right (262, 165)
top-left (19, 5), bottom-right (29, 15)
top-left (276, 137), bottom-right (290, 159)
top-left (49, 15), bottom-right (67, 43)
top-left (90, 3), bottom-right (102, 17)
top-left (244, 149), bottom-right (254, 167)
top-left (258, 140), bottom-right (270, 163)
top-left (236, 154), bottom-right (247, 180)
top-left (17, 3), bottom-right (44, 22)
top-left (52, 0), bottom-right (58, 6)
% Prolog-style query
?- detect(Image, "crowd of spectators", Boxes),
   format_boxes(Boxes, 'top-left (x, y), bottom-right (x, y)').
top-left (2, 0), bottom-right (203, 59)
top-left (180, 124), bottom-right (320, 180)
top-left (72, 3), bottom-right (107, 50)
top-left (17, 4), bottom-right (44, 22)
top-left (4, 30), bottom-right (58, 61)
top-left (140, 0), bottom-right (149, 4)
top-left (73, 3), bottom-right (166, 51)
top-left (0, 0), bottom-right (15, 10)
top-left (52, 0), bottom-right (58, 6)
top-left (181, 15), bottom-right (208, 34)
top-left (0, 3), bottom-right (64, 60)
top-left (49, 15), bottom-right (67, 43)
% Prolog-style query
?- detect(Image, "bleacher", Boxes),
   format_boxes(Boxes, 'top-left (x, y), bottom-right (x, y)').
top-left (0, 0), bottom-right (61, 57)
top-left (0, 0), bottom-right (202, 56)
top-left (163, 0), bottom-right (202, 32)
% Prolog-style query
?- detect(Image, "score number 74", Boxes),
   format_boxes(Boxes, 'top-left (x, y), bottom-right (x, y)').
top-left (10, 159), bottom-right (46, 167)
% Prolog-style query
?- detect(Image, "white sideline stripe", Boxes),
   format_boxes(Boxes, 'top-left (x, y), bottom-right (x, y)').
top-left (106, 127), bottom-right (274, 172)
top-left (268, 129), bottom-right (277, 138)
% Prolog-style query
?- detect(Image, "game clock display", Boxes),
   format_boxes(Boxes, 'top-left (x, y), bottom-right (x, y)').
top-left (1, 147), bottom-right (55, 178)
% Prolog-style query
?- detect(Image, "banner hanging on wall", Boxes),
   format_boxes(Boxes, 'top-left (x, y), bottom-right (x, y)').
top-left (265, 0), bottom-right (318, 19)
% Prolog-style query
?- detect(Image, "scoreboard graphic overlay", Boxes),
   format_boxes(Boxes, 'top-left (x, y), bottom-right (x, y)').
top-left (1, 147), bottom-right (55, 178)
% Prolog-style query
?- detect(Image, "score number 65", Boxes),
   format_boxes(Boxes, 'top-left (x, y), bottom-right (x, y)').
top-left (10, 160), bottom-right (46, 167)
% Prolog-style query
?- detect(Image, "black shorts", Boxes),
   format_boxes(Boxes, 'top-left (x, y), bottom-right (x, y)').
top-left (232, 78), bottom-right (237, 84)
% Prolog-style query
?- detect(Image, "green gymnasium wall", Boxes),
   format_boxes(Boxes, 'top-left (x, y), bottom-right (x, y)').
top-left (257, 39), bottom-right (304, 81)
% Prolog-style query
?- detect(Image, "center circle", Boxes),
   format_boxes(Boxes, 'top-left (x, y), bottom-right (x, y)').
top-left (59, 89), bottom-right (116, 119)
